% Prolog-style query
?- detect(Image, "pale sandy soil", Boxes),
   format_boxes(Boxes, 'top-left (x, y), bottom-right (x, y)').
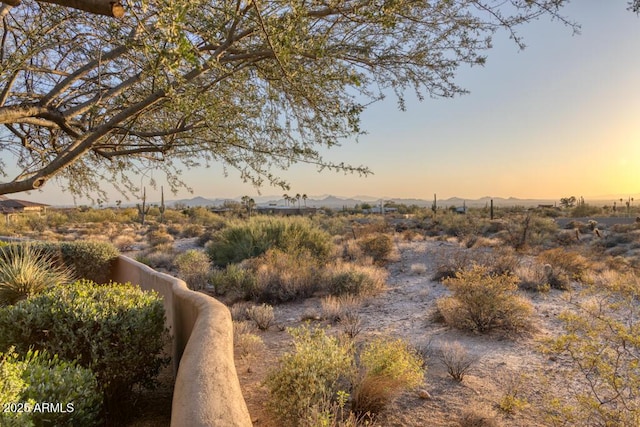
top-left (234, 238), bottom-right (574, 427)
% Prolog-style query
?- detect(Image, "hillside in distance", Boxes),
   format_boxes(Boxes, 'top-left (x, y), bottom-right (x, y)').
top-left (166, 195), bottom-right (569, 209)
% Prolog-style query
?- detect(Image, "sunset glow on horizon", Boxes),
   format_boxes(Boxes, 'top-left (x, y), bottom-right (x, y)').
top-left (8, 1), bottom-right (640, 206)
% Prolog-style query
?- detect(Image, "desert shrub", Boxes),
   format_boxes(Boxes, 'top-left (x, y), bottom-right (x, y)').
top-left (181, 223), bottom-right (205, 238)
top-left (538, 248), bottom-right (590, 284)
top-left (196, 227), bottom-right (219, 247)
top-left (0, 244), bottom-right (74, 306)
top-left (186, 207), bottom-right (227, 228)
top-left (458, 405), bottom-right (501, 427)
top-left (324, 261), bottom-right (387, 297)
top-left (210, 264), bottom-right (257, 300)
top-left (321, 295), bottom-right (361, 323)
top-left (229, 301), bottom-right (252, 321)
top-left (433, 247), bottom-right (516, 282)
top-left (246, 303), bottom-right (275, 330)
top-left (438, 341), bottom-right (476, 382)
top-left (340, 312), bottom-right (363, 339)
top-left (112, 235), bottom-right (138, 251)
top-left (555, 230), bottom-right (578, 246)
top-left (246, 249), bottom-right (320, 303)
top-left (571, 203), bottom-right (601, 217)
top-left (351, 337), bottom-right (424, 415)
top-left (357, 233), bottom-right (394, 265)
top-left (501, 214), bottom-right (557, 249)
top-left (165, 223), bottom-right (184, 236)
top-left (265, 326), bottom-right (354, 426)
top-left (516, 262), bottom-right (556, 292)
top-left (233, 321), bottom-right (264, 361)
top-left (206, 217), bottom-right (332, 266)
top-left (312, 215), bottom-right (351, 236)
top-left (437, 265), bottom-right (533, 334)
top-left (542, 272), bottom-right (640, 426)
top-left (146, 229), bottom-right (174, 247)
top-left (0, 348), bottom-right (102, 427)
top-left (0, 280), bottom-right (170, 406)
top-left (497, 373), bottom-right (529, 415)
top-left (4, 241), bottom-right (119, 284)
top-left (175, 249), bottom-right (211, 290)
top-left (353, 219), bottom-right (389, 238)
top-left (135, 249), bottom-right (175, 271)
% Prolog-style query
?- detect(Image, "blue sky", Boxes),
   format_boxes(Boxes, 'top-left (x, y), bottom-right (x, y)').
top-left (11, 1), bottom-right (640, 205)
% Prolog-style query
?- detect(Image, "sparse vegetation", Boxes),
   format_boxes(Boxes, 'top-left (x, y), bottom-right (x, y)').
top-left (246, 303), bottom-right (275, 330)
top-left (437, 265), bottom-right (533, 334)
top-left (438, 341), bottom-right (476, 382)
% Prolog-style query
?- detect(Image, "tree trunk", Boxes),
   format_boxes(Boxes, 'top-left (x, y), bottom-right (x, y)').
top-left (0, 0), bottom-right (124, 17)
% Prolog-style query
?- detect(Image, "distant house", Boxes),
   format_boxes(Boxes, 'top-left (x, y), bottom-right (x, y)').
top-left (0, 197), bottom-right (49, 224)
top-left (0, 196), bottom-right (49, 214)
top-left (254, 206), bottom-right (318, 216)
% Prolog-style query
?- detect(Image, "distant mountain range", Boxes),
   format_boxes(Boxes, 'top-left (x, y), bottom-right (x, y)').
top-left (164, 195), bottom-right (574, 209)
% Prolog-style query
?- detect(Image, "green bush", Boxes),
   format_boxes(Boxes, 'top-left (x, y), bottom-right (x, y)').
top-left (352, 338), bottom-right (424, 414)
top-left (0, 348), bottom-right (102, 427)
top-left (0, 280), bottom-right (170, 405)
top-left (357, 233), bottom-right (394, 265)
top-left (206, 217), bottom-right (332, 266)
top-left (265, 327), bottom-right (425, 424)
top-left (175, 249), bottom-right (211, 290)
top-left (264, 326), bottom-right (354, 426)
top-left (210, 264), bottom-right (257, 299)
top-left (0, 244), bottom-right (74, 306)
top-left (438, 265), bottom-right (533, 334)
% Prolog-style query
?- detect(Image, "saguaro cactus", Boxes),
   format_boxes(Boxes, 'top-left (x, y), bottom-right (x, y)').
top-left (159, 186), bottom-right (166, 223)
top-left (137, 187), bottom-right (150, 225)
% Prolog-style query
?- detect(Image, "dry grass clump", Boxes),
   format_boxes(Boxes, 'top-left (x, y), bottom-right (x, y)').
top-left (233, 320), bottom-right (264, 360)
top-left (410, 263), bottom-right (427, 275)
top-left (516, 261), bottom-right (553, 292)
top-left (458, 405), bottom-right (502, 427)
top-left (248, 249), bottom-right (320, 303)
top-left (323, 261), bottom-right (387, 297)
top-left (320, 295), bottom-right (361, 323)
top-left (339, 312), bottom-right (363, 339)
top-left (246, 303), bottom-right (275, 330)
top-left (537, 247), bottom-right (590, 284)
top-left (437, 265), bottom-right (534, 334)
top-left (146, 229), bottom-right (174, 247)
top-left (135, 247), bottom-right (176, 271)
top-left (229, 301), bottom-right (252, 321)
top-left (112, 235), bottom-right (138, 252)
top-left (181, 224), bottom-right (204, 238)
top-left (438, 341), bottom-right (477, 382)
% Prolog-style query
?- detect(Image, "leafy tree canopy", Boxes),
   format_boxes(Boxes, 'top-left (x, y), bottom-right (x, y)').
top-left (0, 0), bottom-right (577, 200)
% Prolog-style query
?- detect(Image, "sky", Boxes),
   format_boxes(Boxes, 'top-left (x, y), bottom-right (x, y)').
top-left (8, 1), bottom-right (640, 206)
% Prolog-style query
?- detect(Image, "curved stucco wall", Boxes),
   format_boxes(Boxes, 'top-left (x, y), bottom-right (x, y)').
top-left (111, 255), bottom-right (252, 427)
